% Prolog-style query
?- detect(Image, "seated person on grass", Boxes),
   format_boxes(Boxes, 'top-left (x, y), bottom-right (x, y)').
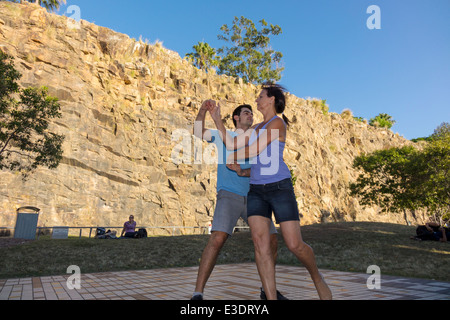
top-left (121, 215), bottom-right (137, 238)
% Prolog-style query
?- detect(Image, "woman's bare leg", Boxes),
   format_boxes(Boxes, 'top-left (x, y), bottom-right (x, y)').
top-left (248, 216), bottom-right (277, 300)
top-left (279, 221), bottom-right (332, 300)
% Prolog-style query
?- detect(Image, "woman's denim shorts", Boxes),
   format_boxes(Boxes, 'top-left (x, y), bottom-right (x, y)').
top-left (247, 178), bottom-right (300, 224)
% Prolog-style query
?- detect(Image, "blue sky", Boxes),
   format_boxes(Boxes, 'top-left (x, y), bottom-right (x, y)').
top-left (56, 0), bottom-right (449, 140)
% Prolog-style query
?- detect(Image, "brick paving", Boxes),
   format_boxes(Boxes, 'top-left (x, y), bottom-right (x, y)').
top-left (1, 263), bottom-right (449, 300)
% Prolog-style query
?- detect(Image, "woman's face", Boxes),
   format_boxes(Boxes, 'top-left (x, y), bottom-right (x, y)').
top-left (256, 89), bottom-right (274, 112)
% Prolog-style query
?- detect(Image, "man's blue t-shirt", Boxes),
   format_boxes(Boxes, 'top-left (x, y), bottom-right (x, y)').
top-left (208, 130), bottom-right (251, 197)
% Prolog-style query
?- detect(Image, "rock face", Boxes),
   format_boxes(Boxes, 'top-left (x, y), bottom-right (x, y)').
top-left (0, 2), bottom-right (426, 233)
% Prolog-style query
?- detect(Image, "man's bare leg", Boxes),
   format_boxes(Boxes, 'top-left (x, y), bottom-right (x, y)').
top-left (193, 231), bottom-right (229, 296)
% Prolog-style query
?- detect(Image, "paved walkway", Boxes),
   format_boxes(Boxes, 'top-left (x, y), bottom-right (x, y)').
top-left (0, 263), bottom-right (449, 300)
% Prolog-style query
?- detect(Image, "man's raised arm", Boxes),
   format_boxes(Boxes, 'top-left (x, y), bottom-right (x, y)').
top-left (209, 102), bottom-right (250, 150)
top-left (194, 100), bottom-right (213, 142)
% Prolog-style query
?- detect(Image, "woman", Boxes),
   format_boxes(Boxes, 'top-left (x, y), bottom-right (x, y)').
top-left (121, 215), bottom-right (137, 238)
top-left (209, 83), bottom-right (332, 300)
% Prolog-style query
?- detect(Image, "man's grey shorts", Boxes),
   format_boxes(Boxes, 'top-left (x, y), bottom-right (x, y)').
top-left (212, 189), bottom-right (278, 236)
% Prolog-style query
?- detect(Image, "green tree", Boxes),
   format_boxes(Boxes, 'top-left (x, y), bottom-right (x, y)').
top-left (349, 128), bottom-right (449, 221)
top-left (4, 0), bottom-right (66, 11)
top-left (185, 41), bottom-right (220, 72)
top-left (0, 50), bottom-right (64, 176)
top-left (431, 122), bottom-right (449, 140)
top-left (369, 113), bottom-right (396, 129)
top-left (420, 132), bottom-right (450, 214)
top-left (411, 122), bottom-right (448, 143)
top-left (350, 146), bottom-right (417, 213)
top-left (216, 16), bottom-right (284, 84)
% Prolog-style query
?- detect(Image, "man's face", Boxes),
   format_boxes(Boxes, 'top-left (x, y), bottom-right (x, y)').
top-left (236, 108), bottom-right (253, 128)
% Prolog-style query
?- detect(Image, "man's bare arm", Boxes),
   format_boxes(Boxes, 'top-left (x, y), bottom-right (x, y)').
top-left (209, 102), bottom-right (250, 150)
top-left (226, 163), bottom-right (251, 177)
top-left (194, 100), bottom-right (213, 141)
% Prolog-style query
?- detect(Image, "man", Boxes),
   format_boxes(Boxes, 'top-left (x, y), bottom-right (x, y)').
top-left (191, 100), bottom-right (286, 300)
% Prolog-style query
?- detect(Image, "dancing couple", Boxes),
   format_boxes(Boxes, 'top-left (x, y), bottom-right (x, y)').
top-left (192, 83), bottom-right (332, 300)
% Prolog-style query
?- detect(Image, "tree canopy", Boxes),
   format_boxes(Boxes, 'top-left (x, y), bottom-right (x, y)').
top-left (186, 16), bottom-right (284, 84)
top-left (350, 124), bottom-right (450, 221)
top-left (5, 0), bottom-right (66, 11)
top-left (0, 50), bottom-right (64, 176)
top-left (369, 113), bottom-right (396, 129)
top-left (185, 42), bottom-right (219, 72)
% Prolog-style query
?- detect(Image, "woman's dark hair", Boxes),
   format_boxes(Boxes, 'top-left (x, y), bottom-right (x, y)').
top-left (232, 104), bottom-right (253, 128)
top-left (261, 82), bottom-right (290, 127)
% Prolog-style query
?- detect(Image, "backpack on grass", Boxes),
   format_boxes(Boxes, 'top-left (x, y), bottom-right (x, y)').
top-left (136, 228), bottom-right (147, 238)
top-left (96, 227), bottom-right (106, 237)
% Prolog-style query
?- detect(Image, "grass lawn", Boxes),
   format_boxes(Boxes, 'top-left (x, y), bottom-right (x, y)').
top-left (0, 222), bottom-right (449, 281)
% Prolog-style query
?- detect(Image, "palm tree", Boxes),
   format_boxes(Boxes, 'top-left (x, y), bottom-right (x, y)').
top-left (41, 0), bottom-right (66, 11)
top-left (11, 0), bottom-right (66, 11)
top-left (369, 113), bottom-right (396, 129)
top-left (185, 42), bottom-right (219, 72)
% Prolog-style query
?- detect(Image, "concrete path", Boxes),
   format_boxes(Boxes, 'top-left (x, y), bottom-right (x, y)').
top-left (1, 263), bottom-right (449, 300)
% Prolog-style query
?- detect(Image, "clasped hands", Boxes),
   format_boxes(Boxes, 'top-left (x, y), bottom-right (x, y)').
top-left (201, 99), bottom-right (222, 123)
top-left (201, 99), bottom-right (244, 174)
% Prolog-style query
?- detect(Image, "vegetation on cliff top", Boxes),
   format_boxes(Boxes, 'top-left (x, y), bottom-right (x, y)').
top-left (186, 16), bottom-right (284, 84)
top-left (3, 0), bottom-right (66, 11)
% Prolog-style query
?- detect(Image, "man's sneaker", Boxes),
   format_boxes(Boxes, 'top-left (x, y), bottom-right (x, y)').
top-left (260, 287), bottom-right (289, 300)
top-left (191, 294), bottom-right (204, 300)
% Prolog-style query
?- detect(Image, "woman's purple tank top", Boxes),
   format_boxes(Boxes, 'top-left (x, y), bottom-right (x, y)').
top-left (248, 116), bottom-right (291, 185)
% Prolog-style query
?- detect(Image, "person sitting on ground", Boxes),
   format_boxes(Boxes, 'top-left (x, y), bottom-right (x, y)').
top-left (412, 220), bottom-right (449, 241)
top-left (121, 215), bottom-right (137, 238)
top-left (95, 229), bottom-right (118, 239)
top-left (435, 221), bottom-right (450, 242)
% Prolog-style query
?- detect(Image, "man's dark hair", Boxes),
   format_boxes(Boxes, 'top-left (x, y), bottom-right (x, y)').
top-left (232, 104), bottom-right (253, 128)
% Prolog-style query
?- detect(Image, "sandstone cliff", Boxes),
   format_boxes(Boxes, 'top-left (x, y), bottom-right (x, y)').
top-left (0, 2), bottom-right (426, 234)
